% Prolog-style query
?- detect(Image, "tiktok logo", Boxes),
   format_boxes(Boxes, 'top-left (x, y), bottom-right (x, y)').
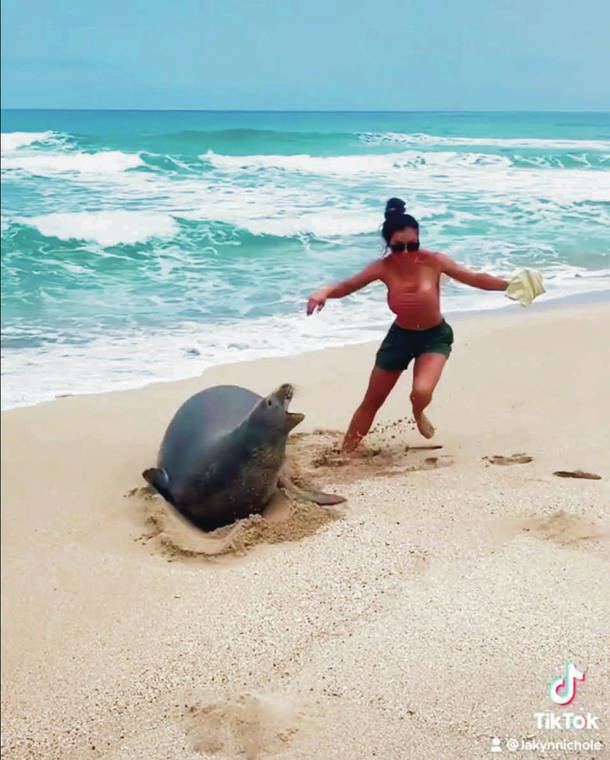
top-left (548, 661), bottom-right (586, 706)
top-left (536, 661), bottom-right (599, 731)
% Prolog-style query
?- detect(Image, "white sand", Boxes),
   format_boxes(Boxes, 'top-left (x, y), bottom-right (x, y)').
top-left (1, 301), bottom-right (609, 759)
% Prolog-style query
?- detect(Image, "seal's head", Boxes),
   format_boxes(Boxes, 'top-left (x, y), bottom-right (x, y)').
top-left (251, 383), bottom-right (304, 432)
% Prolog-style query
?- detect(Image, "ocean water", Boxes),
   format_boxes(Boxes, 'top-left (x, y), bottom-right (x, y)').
top-left (1, 110), bottom-right (609, 409)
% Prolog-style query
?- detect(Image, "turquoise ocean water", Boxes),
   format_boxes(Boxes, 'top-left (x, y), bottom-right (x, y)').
top-left (1, 110), bottom-right (609, 409)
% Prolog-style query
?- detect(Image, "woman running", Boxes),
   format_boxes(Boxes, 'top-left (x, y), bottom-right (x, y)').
top-left (306, 197), bottom-right (510, 452)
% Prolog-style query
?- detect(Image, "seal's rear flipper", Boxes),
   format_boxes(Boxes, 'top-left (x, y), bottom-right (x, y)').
top-left (142, 467), bottom-right (173, 505)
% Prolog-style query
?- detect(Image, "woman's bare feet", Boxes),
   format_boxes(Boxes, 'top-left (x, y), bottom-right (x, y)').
top-left (341, 431), bottom-right (365, 454)
top-left (414, 412), bottom-right (435, 439)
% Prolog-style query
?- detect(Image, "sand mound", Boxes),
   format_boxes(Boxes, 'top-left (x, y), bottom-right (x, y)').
top-left (127, 485), bottom-right (343, 560)
top-left (183, 691), bottom-right (317, 759)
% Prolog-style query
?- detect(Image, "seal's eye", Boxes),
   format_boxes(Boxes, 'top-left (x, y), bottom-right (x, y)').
top-left (266, 399), bottom-right (272, 407)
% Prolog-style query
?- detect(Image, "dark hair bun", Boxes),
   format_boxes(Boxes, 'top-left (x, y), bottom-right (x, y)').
top-left (385, 197), bottom-right (406, 219)
top-left (381, 197), bottom-right (419, 247)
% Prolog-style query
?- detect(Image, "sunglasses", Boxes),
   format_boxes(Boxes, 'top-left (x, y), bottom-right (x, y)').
top-left (390, 241), bottom-right (419, 253)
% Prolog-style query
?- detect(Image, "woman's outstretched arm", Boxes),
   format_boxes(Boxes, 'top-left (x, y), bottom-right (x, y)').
top-left (437, 253), bottom-right (508, 291)
top-left (306, 260), bottom-right (384, 314)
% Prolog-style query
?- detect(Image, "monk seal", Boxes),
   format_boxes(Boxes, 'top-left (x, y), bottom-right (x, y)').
top-left (142, 383), bottom-right (345, 531)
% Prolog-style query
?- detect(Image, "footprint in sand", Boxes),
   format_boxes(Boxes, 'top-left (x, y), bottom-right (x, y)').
top-left (373, 454), bottom-right (455, 478)
top-left (553, 470), bottom-right (602, 480)
top-left (125, 485), bottom-right (157, 499)
top-left (483, 453), bottom-right (533, 466)
top-left (518, 510), bottom-right (608, 548)
top-left (183, 691), bottom-right (317, 759)
top-left (419, 455), bottom-right (454, 470)
top-left (310, 448), bottom-right (349, 468)
top-left (310, 444), bottom-right (387, 468)
top-left (292, 428), bottom-right (454, 483)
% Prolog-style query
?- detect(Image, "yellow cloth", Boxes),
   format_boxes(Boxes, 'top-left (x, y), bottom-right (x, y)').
top-left (505, 269), bottom-right (545, 306)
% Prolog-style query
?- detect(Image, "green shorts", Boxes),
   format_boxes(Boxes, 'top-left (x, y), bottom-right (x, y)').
top-left (375, 318), bottom-right (454, 371)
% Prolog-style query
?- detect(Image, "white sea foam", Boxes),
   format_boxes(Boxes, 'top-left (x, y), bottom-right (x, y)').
top-left (1, 131), bottom-right (56, 152)
top-left (5, 139), bottom-right (607, 243)
top-left (358, 132), bottom-right (610, 151)
top-left (22, 210), bottom-right (178, 246)
top-left (1, 129), bottom-right (141, 177)
top-left (180, 202), bottom-right (446, 238)
top-left (156, 159), bottom-right (605, 247)
top-left (8, 147), bottom-right (606, 243)
top-left (2, 149), bottom-right (143, 176)
top-left (2, 270), bottom-right (609, 410)
top-left (202, 149), bottom-right (512, 175)
top-left (195, 149), bottom-right (610, 213)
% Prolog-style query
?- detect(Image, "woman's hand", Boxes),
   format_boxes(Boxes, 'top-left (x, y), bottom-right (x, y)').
top-left (306, 288), bottom-right (330, 315)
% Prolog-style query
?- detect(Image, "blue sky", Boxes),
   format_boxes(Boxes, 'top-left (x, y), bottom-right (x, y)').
top-left (2, 0), bottom-right (609, 110)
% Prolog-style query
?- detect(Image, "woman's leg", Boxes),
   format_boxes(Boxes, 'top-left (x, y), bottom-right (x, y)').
top-left (342, 366), bottom-right (402, 452)
top-left (410, 352), bottom-right (448, 439)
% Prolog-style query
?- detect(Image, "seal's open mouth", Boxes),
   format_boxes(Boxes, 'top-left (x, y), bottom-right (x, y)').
top-left (275, 384), bottom-right (302, 428)
top-left (277, 383), bottom-right (295, 406)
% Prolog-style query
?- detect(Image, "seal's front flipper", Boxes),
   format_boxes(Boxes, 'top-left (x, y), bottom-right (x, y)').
top-left (278, 469), bottom-right (346, 506)
top-left (300, 489), bottom-right (346, 506)
top-left (142, 467), bottom-right (173, 505)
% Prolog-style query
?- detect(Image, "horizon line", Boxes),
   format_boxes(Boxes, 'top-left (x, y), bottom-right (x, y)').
top-left (2, 107), bottom-right (610, 114)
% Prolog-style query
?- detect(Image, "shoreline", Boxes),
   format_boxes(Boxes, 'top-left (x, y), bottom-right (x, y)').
top-left (2, 287), bottom-right (609, 415)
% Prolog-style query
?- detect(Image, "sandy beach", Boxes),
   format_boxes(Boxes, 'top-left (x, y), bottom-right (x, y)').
top-left (1, 299), bottom-right (609, 760)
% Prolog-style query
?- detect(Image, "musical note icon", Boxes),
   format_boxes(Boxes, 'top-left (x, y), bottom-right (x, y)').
top-left (548, 661), bottom-right (585, 706)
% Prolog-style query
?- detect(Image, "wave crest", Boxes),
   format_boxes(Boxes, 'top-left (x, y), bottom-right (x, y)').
top-left (358, 131), bottom-right (610, 151)
top-left (20, 210), bottom-right (178, 247)
top-left (201, 149), bottom-right (512, 176)
top-left (2, 149), bottom-right (143, 176)
top-left (1, 131), bottom-right (57, 152)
